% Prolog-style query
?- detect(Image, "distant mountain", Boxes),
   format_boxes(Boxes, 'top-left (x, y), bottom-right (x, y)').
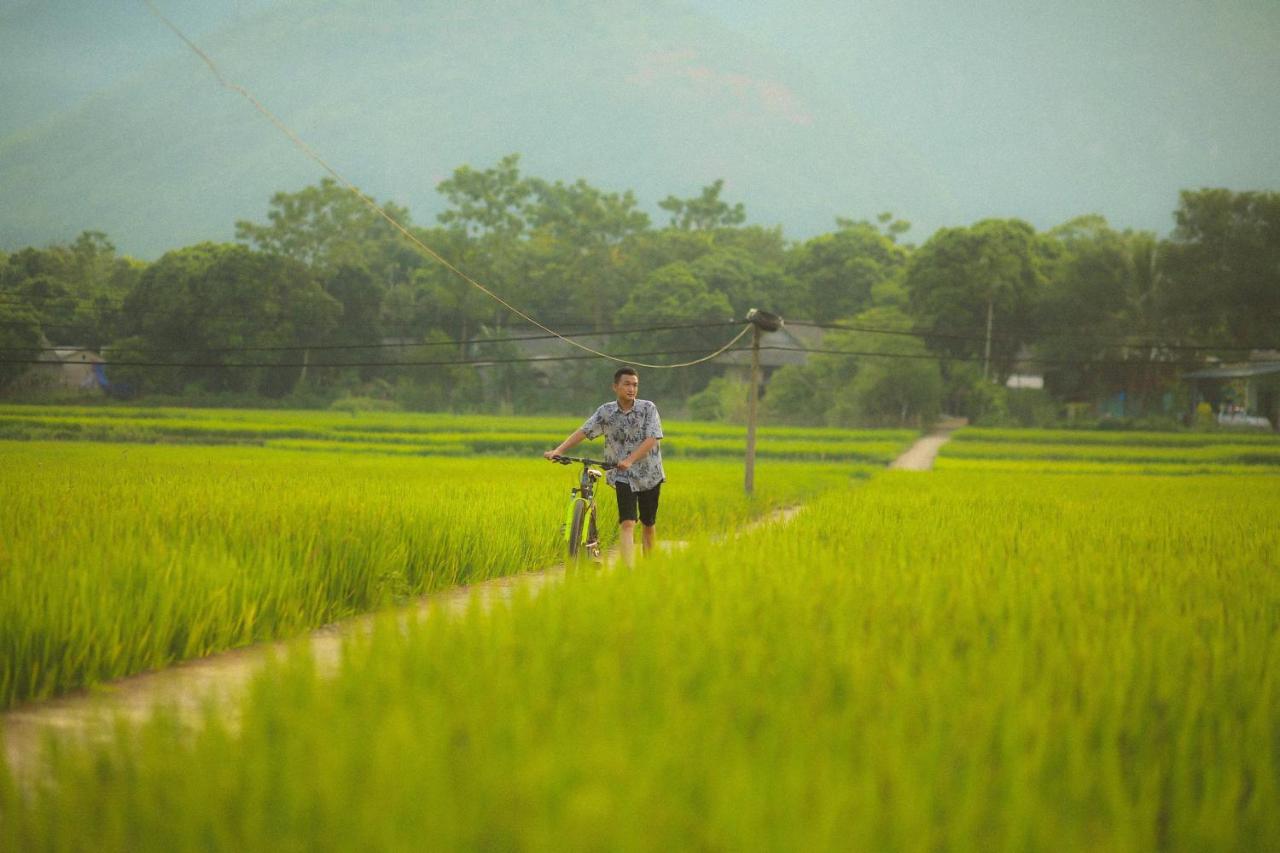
top-left (0, 0), bottom-right (956, 258)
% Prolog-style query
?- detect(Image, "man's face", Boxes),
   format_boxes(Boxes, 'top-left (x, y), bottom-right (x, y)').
top-left (614, 373), bottom-right (639, 404)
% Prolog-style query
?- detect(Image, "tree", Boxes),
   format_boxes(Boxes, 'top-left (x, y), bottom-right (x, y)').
top-left (115, 243), bottom-right (340, 397)
top-left (835, 211), bottom-right (913, 245)
top-left (0, 232), bottom-right (141, 349)
top-left (904, 219), bottom-right (1049, 382)
top-left (762, 306), bottom-right (940, 426)
top-left (434, 155), bottom-right (540, 331)
top-left (787, 219), bottom-right (911, 321)
top-left (435, 153), bottom-right (533, 238)
top-left (235, 178), bottom-right (419, 287)
top-left (616, 262), bottom-right (734, 403)
top-left (1160, 189), bottom-right (1280, 348)
top-left (307, 263), bottom-right (386, 385)
top-left (658, 179), bottom-right (746, 231)
top-left (1037, 215), bottom-right (1173, 407)
top-left (687, 248), bottom-right (804, 320)
top-left (521, 176), bottom-right (651, 328)
top-left (0, 300), bottom-right (41, 391)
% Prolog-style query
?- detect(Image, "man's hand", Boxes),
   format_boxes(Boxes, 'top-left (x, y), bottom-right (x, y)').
top-left (615, 457), bottom-right (632, 471)
top-left (543, 449), bottom-right (561, 460)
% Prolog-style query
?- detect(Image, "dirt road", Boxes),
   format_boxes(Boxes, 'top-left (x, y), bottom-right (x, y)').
top-left (888, 417), bottom-right (966, 471)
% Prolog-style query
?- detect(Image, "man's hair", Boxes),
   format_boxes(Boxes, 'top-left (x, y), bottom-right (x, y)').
top-left (613, 366), bottom-right (638, 384)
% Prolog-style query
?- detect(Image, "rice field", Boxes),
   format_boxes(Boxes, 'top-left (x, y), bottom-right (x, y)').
top-left (0, 441), bottom-right (864, 709)
top-left (3, 465), bottom-right (1276, 850)
top-left (2, 414), bottom-right (1278, 850)
top-left (0, 405), bottom-right (917, 464)
top-left (940, 426), bottom-right (1280, 469)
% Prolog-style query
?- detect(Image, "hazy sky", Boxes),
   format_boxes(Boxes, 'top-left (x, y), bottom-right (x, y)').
top-left (683, 0), bottom-right (1280, 233)
top-left (1, 0), bottom-right (1277, 247)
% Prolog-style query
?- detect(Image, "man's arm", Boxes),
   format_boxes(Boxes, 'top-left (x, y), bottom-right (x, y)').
top-left (544, 428), bottom-right (588, 460)
top-left (614, 436), bottom-right (657, 471)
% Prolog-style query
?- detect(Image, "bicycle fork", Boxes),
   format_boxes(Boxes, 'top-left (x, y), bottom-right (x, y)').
top-left (563, 488), bottom-right (601, 558)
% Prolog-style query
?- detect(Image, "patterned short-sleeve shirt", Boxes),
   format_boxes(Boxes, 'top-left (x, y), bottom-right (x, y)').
top-left (580, 399), bottom-right (665, 492)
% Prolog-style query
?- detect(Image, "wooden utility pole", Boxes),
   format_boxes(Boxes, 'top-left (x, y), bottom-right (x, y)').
top-left (982, 298), bottom-right (994, 381)
top-left (744, 309), bottom-right (782, 496)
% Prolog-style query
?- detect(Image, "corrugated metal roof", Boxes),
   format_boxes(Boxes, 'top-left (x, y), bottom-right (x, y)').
top-left (719, 324), bottom-right (821, 368)
top-left (1182, 361), bottom-right (1280, 380)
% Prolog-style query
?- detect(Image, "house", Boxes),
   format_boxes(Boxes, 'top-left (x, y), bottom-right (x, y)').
top-left (10, 347), bottom-right (108, 395)
top-left (719, 323), bottom-right (822, 383)
top-left (503, 323), bottom-right (823, 384)
top-left (1182, 353), bottom-right (1280, 430)
top-left (1004, 345), bottom-right (1044, 390)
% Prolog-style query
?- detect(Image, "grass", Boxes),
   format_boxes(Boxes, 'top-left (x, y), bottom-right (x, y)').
top-left (952, 426), bottom-right (1280, 447)
top-left (942, 439), bottom-right (1280, 466)
top-left (4, 469), bottom-right (1277, 850)
top-left (942, 426), bottom-right (1280, 469)
top-left (0, 405), bottom-right (918, 463)
top-left (0, 440), bottom-right (861, 709)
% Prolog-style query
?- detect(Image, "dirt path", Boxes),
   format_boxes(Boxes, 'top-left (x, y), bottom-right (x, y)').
top-left (2, 429), bottom-right (953, 781)
top-left (888, 417), bottom-right (967, 471)
top-left (1, 505), bottom-right (797, 782)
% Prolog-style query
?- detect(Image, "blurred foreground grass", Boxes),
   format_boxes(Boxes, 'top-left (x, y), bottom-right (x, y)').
top-left (5, 469), bottom-right (1277, 850)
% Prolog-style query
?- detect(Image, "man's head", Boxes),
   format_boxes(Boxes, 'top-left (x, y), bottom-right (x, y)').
top-left (613, 366), bottom-right (639, 405)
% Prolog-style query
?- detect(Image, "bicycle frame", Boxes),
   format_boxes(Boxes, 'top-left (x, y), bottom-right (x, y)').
top-left (549, 455), bottom-right (614, 559)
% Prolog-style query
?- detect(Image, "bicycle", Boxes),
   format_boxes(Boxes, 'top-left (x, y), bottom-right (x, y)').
top-left (548, 454), bottom-right (615, 560)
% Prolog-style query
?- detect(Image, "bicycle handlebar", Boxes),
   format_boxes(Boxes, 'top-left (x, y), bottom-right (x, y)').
top-left (549, 454), bottom-right (616, 470)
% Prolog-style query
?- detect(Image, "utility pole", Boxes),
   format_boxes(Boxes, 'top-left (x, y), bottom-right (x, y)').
top-left (744, 309), bottom-right (783, 496)
top-left (982, 298), bottom-right (994, 381)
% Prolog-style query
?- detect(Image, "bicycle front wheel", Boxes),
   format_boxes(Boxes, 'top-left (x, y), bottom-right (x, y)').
top-left (567, 499), bottom-right (588, 559)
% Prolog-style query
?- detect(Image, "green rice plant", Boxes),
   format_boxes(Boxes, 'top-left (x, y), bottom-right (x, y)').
top-left (0, 405), bottom-right (918, 462)
top-left (5, 470), bottom-right (1276, 850)
top-left (953, 426), bottom-right (1280, 448)
top-left (942, 438), bottom-right (1280, 466)
top-left (934, 457), bottom-right (1278, 477)
top-left (0, 440), bottom-right (849, 708)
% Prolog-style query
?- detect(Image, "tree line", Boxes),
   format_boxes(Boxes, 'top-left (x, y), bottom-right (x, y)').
top-left (1, 154), bottom-right (1276, 426)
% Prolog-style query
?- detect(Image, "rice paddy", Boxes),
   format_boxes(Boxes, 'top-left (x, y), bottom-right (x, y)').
top-left (0, 439), bottom-right (863, 709)
top-left (2, 412), bottom-right (1278, 850)
top-left (0, 405), bottom-right (916, 464)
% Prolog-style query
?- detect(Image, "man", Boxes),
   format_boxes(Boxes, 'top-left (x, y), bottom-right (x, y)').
top-left (544, 366), bottom-right (664, 565)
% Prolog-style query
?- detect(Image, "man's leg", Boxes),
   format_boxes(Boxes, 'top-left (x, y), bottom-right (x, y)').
top-left (641, 524), bottom-right (656, 555)
top-left (619, 520), bottom-right (637, 566)
top-left (638, 484), bottom-right (660, 556)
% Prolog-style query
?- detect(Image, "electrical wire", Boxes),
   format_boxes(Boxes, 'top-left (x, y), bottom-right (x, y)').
top-left (786, 320), bottom-right (1276, 352)
top-left (5, 284), bottom-right (1272, 353)
top-left (0, 320), bottom-right (742, 355)
top-left (0, 345), bottom-right (758, 370)
top-left (137, 0), bottom-right (747, 370)
top-left (761, 345), bottom-right (1229, 370)
top-left (3, 340), bottom-right (1253, 372)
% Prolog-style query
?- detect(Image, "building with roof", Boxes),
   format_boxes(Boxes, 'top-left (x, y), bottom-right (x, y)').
top-left (1182, 354), bottom-right (1280, 430)
top-left (9, 347), bottom-right (108, 395)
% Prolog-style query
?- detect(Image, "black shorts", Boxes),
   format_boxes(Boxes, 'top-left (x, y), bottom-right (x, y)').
top-left (615, 481), bottom-right (661, 527)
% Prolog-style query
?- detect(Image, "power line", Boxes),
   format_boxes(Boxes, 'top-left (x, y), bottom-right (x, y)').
top-left (763, 345), bottom-right (1231, 369)
top-left (5, 299), bottom-right (1271, 356)
top-left (787, 320), bottom-right (1276, 352)
top-left (138, 0), bottom-right (746, 371)
top-left (0, 345), bottom-right (759, 370)
top-left (4, 341), bottom-right (1263, 372)
top-left (5, 282), bottom-right (1271, 353)
top-left (0, 320), bottom-right (741, 355)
